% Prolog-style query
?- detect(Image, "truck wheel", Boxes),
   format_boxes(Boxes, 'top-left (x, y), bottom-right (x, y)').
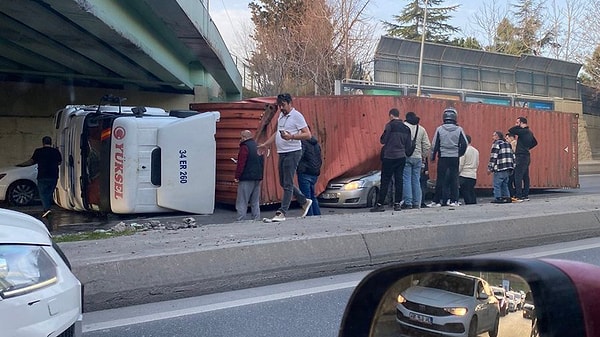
top-left (7, 180), bottom-right (37, 206)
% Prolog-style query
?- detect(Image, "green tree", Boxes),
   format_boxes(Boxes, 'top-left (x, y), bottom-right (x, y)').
top-left (493, 17), bottom-right (526, 55)
top-left (450, 37), bottom-right (483, 50)
top-left (382, 0), bottom-right (460, 44)
top-left (582, 44), bottom-right (600, 88)
top-left (511, 0), bottom-right (556, 55)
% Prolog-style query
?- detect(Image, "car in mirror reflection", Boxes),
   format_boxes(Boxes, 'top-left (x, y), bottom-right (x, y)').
top-left (395, 271), bottom-right (502, 337)
top-left (338, 258), bottom-right (600, 337)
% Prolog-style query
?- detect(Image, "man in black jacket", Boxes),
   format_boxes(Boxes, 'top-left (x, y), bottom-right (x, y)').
top-left (371, 108), bottom-right (412, 212)
top-left (18, 136), bottom-right (62, 219)
top-left (508, 117), bottom-right (538, 202)
top-left (234, 130), bottom-right (264, 221)
top-left (297, 133), bottom-right (322, 216)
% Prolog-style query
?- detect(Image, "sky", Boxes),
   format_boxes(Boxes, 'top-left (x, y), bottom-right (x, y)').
top-left (205, 0), bottom-right (568, 59)
top-left (206, 0), bottom-right (482, 57)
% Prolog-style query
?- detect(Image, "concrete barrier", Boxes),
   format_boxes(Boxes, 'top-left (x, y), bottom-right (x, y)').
top-left (59, 193), bottom-right (600, 311)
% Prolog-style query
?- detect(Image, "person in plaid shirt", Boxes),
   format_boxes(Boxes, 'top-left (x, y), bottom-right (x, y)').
top-left (487, 131), bottom-right (515, 203)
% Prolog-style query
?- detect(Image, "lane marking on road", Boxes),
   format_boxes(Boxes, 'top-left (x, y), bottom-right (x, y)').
top-left (518, 241), bottom-right (600, 258)
top-left (83, 280), bottom-right (359, 332)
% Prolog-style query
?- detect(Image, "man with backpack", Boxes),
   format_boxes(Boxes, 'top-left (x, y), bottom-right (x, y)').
top-left (428, 108), bottom-right (469, 208)
top-left (402, 111), bottom-right (431, 209)
top-left (297, 130), bottom-right (322, 216)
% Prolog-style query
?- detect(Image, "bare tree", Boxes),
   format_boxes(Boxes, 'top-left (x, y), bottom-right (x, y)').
top-left (329, 0), bottom-right (376, 81)
top-left (247, 0), bottom-right (376, 96)
top-left (578, 0), bottom-right (600, 60)
top-left (545, 0), bottom-right (585, 61)
top-left (468, 0), bottom-right (510, 51)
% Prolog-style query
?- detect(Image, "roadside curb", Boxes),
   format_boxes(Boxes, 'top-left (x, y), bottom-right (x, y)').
top-left (59, 194), bottom-right (600, 312)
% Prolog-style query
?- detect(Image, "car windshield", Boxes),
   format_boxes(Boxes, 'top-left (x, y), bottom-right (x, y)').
top-left (418, 273), bottom-right (474, 296)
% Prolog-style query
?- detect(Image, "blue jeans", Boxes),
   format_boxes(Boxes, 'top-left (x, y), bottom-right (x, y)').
top-left (493, 170), bottom-right (511, 199)
top-left (298, 173), bottom-right (321, 216)
top-left (402, 157), bottom-right (423, 206)
top-left (278, 150), bottom-right (307, 215)
top-left (37, 178), bottom-right (57, 211)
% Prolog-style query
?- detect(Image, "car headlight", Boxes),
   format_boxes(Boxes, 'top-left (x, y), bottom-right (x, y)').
top-left (0, 245), bottom-right (58, 299)
top-left (444, 307), bottom-right (468, 316)
top-left (397, 294), bottom-right (406, 304)
top-left (342, 180), bottom-right (366, 191)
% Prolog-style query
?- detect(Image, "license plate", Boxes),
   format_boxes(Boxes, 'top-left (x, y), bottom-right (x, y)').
top-left (321, 193), bottom-right (338, 199)
top-left (409, 312), bottom-right (433, 325)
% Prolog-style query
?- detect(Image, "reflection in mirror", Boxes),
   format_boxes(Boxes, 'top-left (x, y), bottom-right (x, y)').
top-left (371, 271), bottom-right (537, 337)
top-left (0, 257), bottom-right (6, 278)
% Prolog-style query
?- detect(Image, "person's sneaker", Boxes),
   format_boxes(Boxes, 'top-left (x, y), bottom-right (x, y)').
top-left (370, 203), bottom-right (385, 212)
top-left (512, 197), bottom-right (524, 203)
top-left (393, 203), bottom-right (402, 211)
top-left (300, 199), bottom-right (313, 217)
top-left (400, 203), bottom-right (411, 210)
top-left (271, 211), bottom-right (286, 222)
top-left (447, 201), bottom-right (460, 207)
top-left (510, 196), bottom-right (520, 202)
top-left (522, 197), bottom-right (530, 201)
top-left (41, 210), bottom-right (52, 218)
top-left (491, 198), bottom-right (505, 204)
top-left (503, 197), bottom-right (512, 203)
top-left (427, 202), bottom-right (442, 208)
top-left (412, 205), bottom-right (420, 209)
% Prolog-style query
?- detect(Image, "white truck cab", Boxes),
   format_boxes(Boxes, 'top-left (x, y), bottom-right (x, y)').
top-left (53, 103), bottom-right (220, 214)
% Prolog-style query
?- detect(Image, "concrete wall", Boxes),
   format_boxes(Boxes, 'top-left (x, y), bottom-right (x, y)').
top-left (0, 82), bottom-right (205, 167)
top-left (554, 100), bottom-right (595, 162)
top-left (583, 114), bottom-right (600, 160)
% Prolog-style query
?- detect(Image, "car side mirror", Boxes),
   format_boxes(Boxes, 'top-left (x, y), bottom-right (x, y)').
top-left (478, 291), bottom-right (489, 300)
top-left (338, 258), bottom-right (599, 337)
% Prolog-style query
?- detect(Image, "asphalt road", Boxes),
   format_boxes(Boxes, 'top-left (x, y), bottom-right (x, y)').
top-left (80, 237), bottom-right (600, 337)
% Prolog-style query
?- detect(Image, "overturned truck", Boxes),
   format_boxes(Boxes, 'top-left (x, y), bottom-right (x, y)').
top-left (191, 95), bottom-right (579, 206)
top-left (53, 104), bottom-right (220, 214)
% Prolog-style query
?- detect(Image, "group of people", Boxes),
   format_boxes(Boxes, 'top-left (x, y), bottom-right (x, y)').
top-left (369, 107), bottom-right (537, 212)
top-left (487, 117), bottom-right (538, 203)
top-left (235, 95), bottom-right (538, 221)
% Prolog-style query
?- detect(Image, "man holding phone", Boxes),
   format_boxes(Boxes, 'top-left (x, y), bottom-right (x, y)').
top-left (258, 93), bottom-right (313, 222)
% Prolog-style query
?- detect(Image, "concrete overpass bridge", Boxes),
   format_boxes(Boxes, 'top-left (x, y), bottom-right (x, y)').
top-left (0, 0), bottom-right (243, 165)
top-left (0, 0), bottom-right (241, 112)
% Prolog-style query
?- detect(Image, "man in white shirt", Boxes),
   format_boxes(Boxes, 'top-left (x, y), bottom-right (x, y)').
top-left (258, 93), bottom-right (313, 222)
top-left (459, 134), bottom-right (479, 204)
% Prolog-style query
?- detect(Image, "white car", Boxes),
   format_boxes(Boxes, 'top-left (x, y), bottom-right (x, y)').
top-left (0, 208), bottom-right (82, 337)
top-left (0, 164), bottom-right (38, 206)
top-left (396, 271), bottom-right (500, 337)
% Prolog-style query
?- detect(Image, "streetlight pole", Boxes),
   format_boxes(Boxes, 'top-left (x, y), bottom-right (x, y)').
top-left (416, 0), bottom-right (428, 97)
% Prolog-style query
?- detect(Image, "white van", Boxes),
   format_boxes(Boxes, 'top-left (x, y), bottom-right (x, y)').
top-left (53, 103), bottom-right (220, 214)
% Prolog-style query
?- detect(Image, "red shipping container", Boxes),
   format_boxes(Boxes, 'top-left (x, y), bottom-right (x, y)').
top-left (191, 95), bottom-right (578, 205)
